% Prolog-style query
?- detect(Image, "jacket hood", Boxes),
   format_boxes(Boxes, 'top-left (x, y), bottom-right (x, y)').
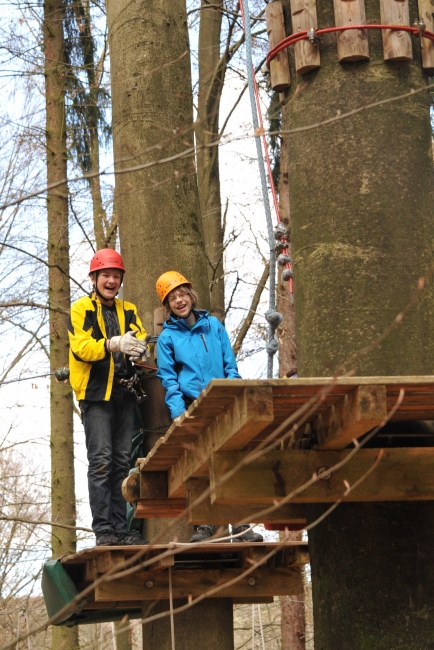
top-left (163, 309), bottom-right (209, 331)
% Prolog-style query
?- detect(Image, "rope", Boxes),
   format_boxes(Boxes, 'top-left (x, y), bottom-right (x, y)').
top-left (267, 22), bottom-right (433, 65)
top-left (258, 605), bottom-right (265, 650)
top-left (240, 0), bottom-right (292, 378)
top-left (169, 566), bottom-right (176, 650)
top-left (251, 603), bottom-right (255, 649)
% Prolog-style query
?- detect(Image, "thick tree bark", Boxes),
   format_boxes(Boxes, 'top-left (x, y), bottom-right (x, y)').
top-left (196, 0), bottom-right (225, 320)
top-left (106, 0), bottom-right (210, 326)
top-left (281, 0), bottom-right (434, 645)
top-left (106, 2), bottom-right (232, 648)
top-left (43, 2), bottom-right (78, 650)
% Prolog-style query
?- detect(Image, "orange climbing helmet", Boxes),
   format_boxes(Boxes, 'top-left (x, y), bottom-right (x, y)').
top-left (156, 271), bottom-right (192, 303)
top-left (89, 249), bottom-right (125, 274)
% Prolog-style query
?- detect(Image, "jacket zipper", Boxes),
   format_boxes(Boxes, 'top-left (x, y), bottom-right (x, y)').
top-left (200, 334), bottom-right (208, 352)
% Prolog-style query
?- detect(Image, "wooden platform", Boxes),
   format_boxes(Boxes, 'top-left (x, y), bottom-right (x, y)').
top-left (60, 542), bottom-right (308, 608)
top-left (128, 377), bottom-right (434, 523)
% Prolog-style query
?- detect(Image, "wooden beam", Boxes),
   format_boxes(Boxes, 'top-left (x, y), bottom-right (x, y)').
top-left (122, 471), bottom-right (140, 503)
top-left (134, 499), bottom-right (186, 518)
top-left (187, 477), bottom-right (307, 525)
top-left (418, 0), bottom-right (434, 72)
top-left (313, 384), bottom-right (387, 449)
top-left (210, 448), bottom-right (434, 504)
top-left (266, 2), bottom-right (291, 91)
top-left (94, 566), bottom-right (303, 601)
top-left (380, 0), bottom-right (412, 60)
top-left (333, 0), bottom-right (369, 61)
top-left (289, 0), bottom-right (320, 74)
top-left (168, 387), bottom-right (274, 497)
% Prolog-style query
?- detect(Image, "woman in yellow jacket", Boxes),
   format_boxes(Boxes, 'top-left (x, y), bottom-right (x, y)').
top-left (69, 249), bottom-right (149, 546)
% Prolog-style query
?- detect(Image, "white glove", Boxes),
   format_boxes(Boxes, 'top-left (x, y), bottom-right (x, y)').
top-left (130, 334), bottom-right (152, 362)
top-left (107, 331), bottom-right (147, 357)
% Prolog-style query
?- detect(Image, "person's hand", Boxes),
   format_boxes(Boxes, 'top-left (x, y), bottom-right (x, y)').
top-left (130, 334), bottom-right (152, 362)
top-left (107, 331), bottom-right (147, 357)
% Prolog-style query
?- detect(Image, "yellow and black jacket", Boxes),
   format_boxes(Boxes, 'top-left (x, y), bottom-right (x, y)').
top-left (68, 293), bottom-right (147, 401)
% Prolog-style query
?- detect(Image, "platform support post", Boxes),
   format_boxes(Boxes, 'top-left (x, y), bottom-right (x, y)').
top-left (281, 0), bottom-right (434, 643)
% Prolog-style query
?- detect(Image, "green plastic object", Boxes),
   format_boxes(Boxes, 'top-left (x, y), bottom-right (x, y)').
top-left (41, 560), bottom-right (82, 624)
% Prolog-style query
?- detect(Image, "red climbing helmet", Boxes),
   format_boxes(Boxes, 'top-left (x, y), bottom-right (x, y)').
top-left (89, 249), bottom-right (125, 274)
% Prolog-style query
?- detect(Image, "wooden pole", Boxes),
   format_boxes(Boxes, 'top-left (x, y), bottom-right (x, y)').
top-left (289, 0), bottom-right (321, 74)
top-left (333, 0), bottom-right (369, 61)
top-left (418, 0), bottom-right (434, 71)
top-left (266, 2), bottom-right (291, 91)
top-left (380, 0), bottom-right (412, 60)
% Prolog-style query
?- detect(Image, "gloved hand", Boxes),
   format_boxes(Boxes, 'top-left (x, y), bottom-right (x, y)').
top-left (107, 331), bottom-right (147, 357)
top-left (130, 334), bottom-right (152, 362)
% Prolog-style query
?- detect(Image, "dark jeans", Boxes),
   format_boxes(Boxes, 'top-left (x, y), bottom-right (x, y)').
top-left (80, 386), bottom-right (135, 535)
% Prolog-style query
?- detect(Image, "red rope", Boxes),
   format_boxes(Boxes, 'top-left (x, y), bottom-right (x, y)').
top-left (267, 24), bottom-right (434, 65)
top-left (240, 0), bottom-right (294, 291)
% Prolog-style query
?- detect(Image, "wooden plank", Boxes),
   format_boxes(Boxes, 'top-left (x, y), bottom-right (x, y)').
top-left (210, 448), bottom-right (434, 504)
top-left (94, 566), bottom-right (303, 601)
top-left (333, 0), bottom-right (369, 61)
top-left (266, 2), bottom-right (291, 91)
top-left (134, 499), bottom-right (186, 518)
top-left (187, 477), bottom-right (307, 525)
top-left (95, 551), bottom-right (125, 574)
top-left (140, 471), bottom-right (168, 499)
top-left (380, 0), bottom-right (412, 60)
top-left (290, 0), bottom-right (321, 73)
top-left (233, 597), bottom-right (274, 604)
top-left (168, 387), bottom-right (274, 497)
top-left (313, 384), bottom-right (387, 449)
top-left (122, 471), bottom-right (140, 503)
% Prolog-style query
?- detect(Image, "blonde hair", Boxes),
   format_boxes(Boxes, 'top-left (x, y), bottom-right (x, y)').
top-left (164, 284), bottom-right (198, 309)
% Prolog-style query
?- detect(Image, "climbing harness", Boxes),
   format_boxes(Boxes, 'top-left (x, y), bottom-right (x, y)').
top-left (240, 0), bottom-right (289, 378)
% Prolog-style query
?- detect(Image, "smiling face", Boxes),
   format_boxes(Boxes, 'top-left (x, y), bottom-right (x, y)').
top-left (90, 268), bottom-right (123, 305)
top-left (167, 286), bottom-right (194, 320)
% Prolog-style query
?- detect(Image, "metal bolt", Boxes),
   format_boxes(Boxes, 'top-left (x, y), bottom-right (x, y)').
top-left (145, 580), bottom-right (154, 588)
top-left (248, 577), bottom-right (256, 586)
top-left (317, 466), bottom-right (331, 481)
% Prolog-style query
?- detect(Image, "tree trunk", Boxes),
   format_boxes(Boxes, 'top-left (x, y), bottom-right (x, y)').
top-left (106, 0), bottom-right (210, 326)
top-left (106, 2), bottom-right (232, 648)
top-left (196, 0), bottom-right (225, 320)
top-left (281, 0), bottom-right (434, 644)
top-left (43, 2), bottom-right (78, 649)
top-left (280, 534), bottom-right (305, 649)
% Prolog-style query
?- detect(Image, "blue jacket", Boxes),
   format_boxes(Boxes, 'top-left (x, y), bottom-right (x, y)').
top-left (156, 310), bottom-right (241, 418)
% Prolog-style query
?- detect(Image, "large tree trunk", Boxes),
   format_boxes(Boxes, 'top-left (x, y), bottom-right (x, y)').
top-left (196, 0), bottom-right (225, 320)
top-left (43, 2), bottom-right (78, 650)
top-left (281, 0), bottom-right (434, 644)
top-left (106, 1), bottom-right (232, 648)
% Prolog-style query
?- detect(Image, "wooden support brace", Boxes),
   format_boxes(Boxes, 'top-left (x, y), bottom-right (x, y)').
top-left (210, 447), bottom-right (434, 504)
top-left (418, 0), bottom-right (434, 71)
top-left (94, 566), bottom-right (303, 601)
top-left (266, 2), bottom-right (291, 91)
top-left (134, 499), bottom-right (186, 518)
top-left (168, 387), bottom-right (274, 497)
top-left (289, 0), bottom-right (321, 73)
top-left (333, 0), bottom-right (369, 61)
top-left (312, 384), bottom-right (387, 449)
top-left (380, 0), bottom-right (412, 60)
top-left (186, 477), bottom-right (307, 525)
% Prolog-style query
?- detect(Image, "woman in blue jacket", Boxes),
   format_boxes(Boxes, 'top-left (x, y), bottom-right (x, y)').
top-left (156, 270), bottom-right (262, 544)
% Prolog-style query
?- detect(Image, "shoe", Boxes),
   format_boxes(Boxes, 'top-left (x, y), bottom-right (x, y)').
top-left (190, 524), bottom-right (213, 543)
top-left (96, 531), bottom-right (119, 546)
top-left (232, 525), bottom-right (263, 543)
top-left (117, 532), bottom-right (149, 546)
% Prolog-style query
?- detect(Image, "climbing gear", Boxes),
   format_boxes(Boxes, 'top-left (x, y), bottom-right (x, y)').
top-left (117, 532), bottom-right (149, 546)
top-left (95, 531), bottom-right (119, 546)
top-left (115, 373), bottom-right (147, 403)
top-left (156, 271), bottom-right (191, 303)
top-left (232, 524), bottom-right (264, 543)
top-left (89, 249), bottom-right (125, 274)
top-left (0, 366), bottom-right (70, 387)
top-left (107, 330), bottom-right (147, 358)
top-left (190, 524), bottom-right (213, 543)
top-left (240, 0), bottom-right (293, 377)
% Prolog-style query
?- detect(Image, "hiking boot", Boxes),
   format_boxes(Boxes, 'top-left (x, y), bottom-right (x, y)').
top-left (232, 525), bottom-right (263, 543)
top-left (96, 531), bottom-right (119, 546)
top-left (190, 524), bottom-right (213, 543)
top-left (117, 532), bottom-right (149, 546)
